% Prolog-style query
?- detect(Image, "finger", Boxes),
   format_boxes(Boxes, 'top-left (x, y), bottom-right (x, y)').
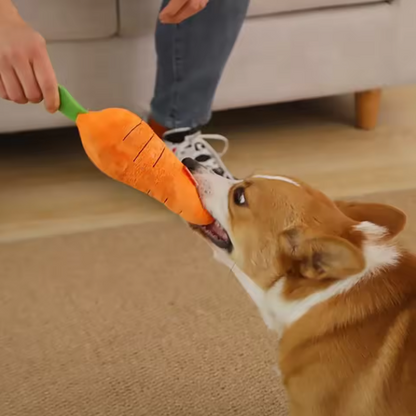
top-left (0, 75), bottom-right (9, 100)
top-left (32, 48), bottom-right (59, 113)
top-left (162, 6), bottom-right (201, 23)
top-left (159, 0), bottom-right (187, 21)
top-left (160, 0), bottom-right (207, 23)
top-left (14, 60), bottom-right (42, 104)
top-left (0, 65), bottom-right (28, 104)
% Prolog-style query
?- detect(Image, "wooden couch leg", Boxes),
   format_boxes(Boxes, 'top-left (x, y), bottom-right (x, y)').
top-left (355, 89), bottom-right (382, 130)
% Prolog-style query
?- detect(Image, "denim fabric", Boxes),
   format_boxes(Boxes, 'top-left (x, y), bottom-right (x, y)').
top-left (150, 0), bottom-right (250, 129)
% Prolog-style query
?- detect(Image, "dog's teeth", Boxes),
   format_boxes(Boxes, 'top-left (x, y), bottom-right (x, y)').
top-left (198, 218), bottom-right (230, 245)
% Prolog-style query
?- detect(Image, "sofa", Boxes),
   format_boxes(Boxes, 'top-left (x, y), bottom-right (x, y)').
top-left (1, 0), bottom-right (415, 133)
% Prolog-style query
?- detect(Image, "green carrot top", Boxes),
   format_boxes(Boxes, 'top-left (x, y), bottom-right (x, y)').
top-left (58, 85), bottom-right (88, 122)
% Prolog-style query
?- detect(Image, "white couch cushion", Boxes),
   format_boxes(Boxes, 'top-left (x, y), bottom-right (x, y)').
top-left (248, 0), bottom-right (385, 17)
top-left (14, 0), bottom-right (117, 41)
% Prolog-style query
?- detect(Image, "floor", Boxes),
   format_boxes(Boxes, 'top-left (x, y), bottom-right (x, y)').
top-left (1, 86), bottom-right (416, 243)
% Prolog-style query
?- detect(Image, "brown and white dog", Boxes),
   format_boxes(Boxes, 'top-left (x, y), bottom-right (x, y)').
top-left (183, 158), bottom-right (416, 416)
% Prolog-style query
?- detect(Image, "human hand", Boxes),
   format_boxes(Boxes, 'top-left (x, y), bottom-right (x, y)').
top-left (0, 13), bottom-right (59, 113)
top-left (159, 0), bottom-right (209, 24)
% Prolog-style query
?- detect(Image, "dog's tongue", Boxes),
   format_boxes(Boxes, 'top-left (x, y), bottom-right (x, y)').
top-left (208, 220), bottom-right (229, 241)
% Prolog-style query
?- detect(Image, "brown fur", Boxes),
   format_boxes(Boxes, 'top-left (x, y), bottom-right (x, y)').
top-left (279, 254), bottom-right (416, 416)
top-left (223, 175), bottom-right (416, 416)
top-left (228, 177), bottom-right (369, 291)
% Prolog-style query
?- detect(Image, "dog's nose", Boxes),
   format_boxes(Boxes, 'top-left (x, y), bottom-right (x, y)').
top-left (182, 158), bottom-right (201, 173)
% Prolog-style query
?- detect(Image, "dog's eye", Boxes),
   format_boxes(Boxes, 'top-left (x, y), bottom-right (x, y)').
top-left (233, 187), bottom-right (247, 206)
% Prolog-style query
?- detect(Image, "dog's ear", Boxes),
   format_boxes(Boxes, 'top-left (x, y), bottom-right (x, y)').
top-left (280, 228), bottom-right (365, 280)
top-left (335, 201), bottom-right (406, 240)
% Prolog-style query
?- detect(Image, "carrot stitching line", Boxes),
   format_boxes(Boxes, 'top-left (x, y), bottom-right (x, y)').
top-left (133, 134), bottom-right (154, 162)
top-left (152, 148), bottom-right (165, 168)
top-left (163, 198), bottom-right (169, 204)
top-left (123, 120), bottom-right (142, 141)
top-left (147, 190), bottom-right (151, 195)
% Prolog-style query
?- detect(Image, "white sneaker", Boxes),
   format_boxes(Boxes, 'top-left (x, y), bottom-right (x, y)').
top-left (162, 127), bottom-right (233, 180)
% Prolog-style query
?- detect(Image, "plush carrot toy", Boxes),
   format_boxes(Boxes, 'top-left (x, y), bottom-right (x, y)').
top-left (58, 85), bottom-right (213, 225)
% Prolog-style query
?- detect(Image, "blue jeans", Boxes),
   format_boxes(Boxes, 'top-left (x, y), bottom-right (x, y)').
top-left (150, 0), bottom-right (250, 129)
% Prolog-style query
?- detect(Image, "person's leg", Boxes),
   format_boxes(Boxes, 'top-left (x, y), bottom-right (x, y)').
top-left (149, 0), bottom-right (249, 178)
top-left (150, 0), bottom-right (249, 130)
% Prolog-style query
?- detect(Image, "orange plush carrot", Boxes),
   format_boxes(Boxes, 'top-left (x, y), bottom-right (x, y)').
top-left (58, 86), bottom-right (213, 225)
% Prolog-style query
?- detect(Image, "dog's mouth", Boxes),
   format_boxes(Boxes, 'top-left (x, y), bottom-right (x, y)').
top-left (191, 220), bottom-right (233, 252)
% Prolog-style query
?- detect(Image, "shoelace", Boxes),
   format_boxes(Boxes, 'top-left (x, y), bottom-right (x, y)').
top-left (174, 133), bottom-right (229, 159)
top-left (195, 134), bottom-right (229, 157)
top-left (168, 131), bottom-right (233, 179)
top-left (191, 134), bottom-right (233, 179)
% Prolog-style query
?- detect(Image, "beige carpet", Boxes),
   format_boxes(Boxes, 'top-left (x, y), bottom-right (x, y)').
top-left (1, 189), bottom-right (416, 416)
top-left (0, 220), bottom-right (286, 416)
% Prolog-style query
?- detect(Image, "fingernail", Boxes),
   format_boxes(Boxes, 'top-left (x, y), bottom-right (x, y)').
top-left (46, 104), bottom-right (57, 113)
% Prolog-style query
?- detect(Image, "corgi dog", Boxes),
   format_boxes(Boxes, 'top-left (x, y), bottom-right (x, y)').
top-left (183, 158), bottom-right (416, 416)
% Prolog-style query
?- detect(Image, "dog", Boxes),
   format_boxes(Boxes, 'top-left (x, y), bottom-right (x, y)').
top-left (183, 158), bottom-right (416, 416)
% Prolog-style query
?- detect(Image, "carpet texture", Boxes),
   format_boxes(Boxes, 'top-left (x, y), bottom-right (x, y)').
top-left (0, 221), bottom-right (286, 416)
top-left (1, 188), bottom-right (416, 416)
